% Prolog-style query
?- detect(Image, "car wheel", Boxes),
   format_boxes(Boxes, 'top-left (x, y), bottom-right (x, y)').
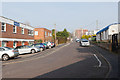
top-left (31, 49), bottom-right (35, 53)
top-left (40, 48), bottom-right (43, 52)
top-left (2, 54), bottom-right (9, 61)
top-left (49, 46), bottom-right (51, 49)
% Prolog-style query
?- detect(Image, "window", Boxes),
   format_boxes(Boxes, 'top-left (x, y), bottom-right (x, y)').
top-left (48, 32), bottom-right (49, 36)
top-left (13, 26), bottom-right (17, 33)
top-left (45, 31), bottom-right (47, 36)
top-left (50, 33), bottom-right (52, 36)
top-left (1, 22), bottom-right (6, 32)
top-left (22, 42), bottom-right (24, 45)
top-left (0, 48), bottom-right (5, 51)
top-left (13, 42), bottom-right (17, 48)
top-left (31, 30), bottom-right (34, 36)
top-left (2, 42), bottom-right (6, 47)
top-left (28, 30), bottom-right (33, 36)
top-left (21, 28), bottom-right (24, 34)
top-left (35, 31), bottom-right (38, 35)
top-left (28, 30), bottom-right (30, 35)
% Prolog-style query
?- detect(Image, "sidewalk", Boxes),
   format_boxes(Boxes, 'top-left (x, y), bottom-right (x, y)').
top-left (91, 44), bottom-right (119, 78)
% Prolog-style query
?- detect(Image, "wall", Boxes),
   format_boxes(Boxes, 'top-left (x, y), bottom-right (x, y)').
top-left (1, 23), bottom-right (34, 39)
top-left (108, 25), bottom-right (118, 35)
top-left (34, 28), bottom-right (52, 43)
top-left (96, 24), bottom-right (118, 42)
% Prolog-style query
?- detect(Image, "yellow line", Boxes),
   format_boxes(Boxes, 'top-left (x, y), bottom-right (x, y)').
top-left (3, 43), bottom-right (71, 65)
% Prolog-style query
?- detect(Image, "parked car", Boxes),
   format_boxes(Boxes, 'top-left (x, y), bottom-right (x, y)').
top-left (0, 47), bottom-right (19, 61)
top-left (45, 42), bottom-right (52, 49)
top-left (76, 38), bottom-right (80, 42)
top-left (31, 43), bottom-right (45, 51)
top-left (80, 39), bottom-right (90, 46)
top-left (15, 45), bottom-right (40, 54)
top-left (43, 43), bottom-right (48, 49)
top-left (51, 42), bottom-right (55, 47)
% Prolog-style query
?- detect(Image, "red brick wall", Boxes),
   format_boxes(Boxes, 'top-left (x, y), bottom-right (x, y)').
top-left (0, 41), bottom-right (1, 47)
top-left (24, 41), bottom-right (28, 45)
top-left (34, 28), bottom-right (52, 43)
top-left (1, 22), bottom-right (34, 40)
top-left (7, 41), bottom-right (13, 48)
top-left (17, 41), bottom-right (22, 46)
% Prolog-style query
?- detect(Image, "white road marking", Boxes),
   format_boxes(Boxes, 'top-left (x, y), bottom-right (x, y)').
top-left (93, 54), bottom-right (102, 67)
top-left (91, 46), bottom-right (112, 78)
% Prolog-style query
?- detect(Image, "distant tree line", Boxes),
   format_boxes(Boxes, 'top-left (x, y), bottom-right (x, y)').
top-left (52, 28), bottom-right (70, 44)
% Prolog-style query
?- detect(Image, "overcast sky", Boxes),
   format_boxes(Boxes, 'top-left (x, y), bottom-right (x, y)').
top-left (2, 2), bottom-right (118, 32)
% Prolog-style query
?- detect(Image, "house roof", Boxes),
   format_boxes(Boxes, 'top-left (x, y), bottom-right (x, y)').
top-left (96, 23), bottom-right (120, 35)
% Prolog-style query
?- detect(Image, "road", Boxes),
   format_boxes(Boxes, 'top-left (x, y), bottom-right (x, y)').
top-left (2, 42), bottom-right (110, 78)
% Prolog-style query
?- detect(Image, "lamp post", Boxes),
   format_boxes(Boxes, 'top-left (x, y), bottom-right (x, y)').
top-left (54, 24), bottom-right (56, 45)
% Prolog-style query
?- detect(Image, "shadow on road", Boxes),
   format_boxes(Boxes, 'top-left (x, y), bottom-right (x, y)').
top-left (76, 46), bottom-right (91, 53)
top-left (30, 56), bottom-right (108, 79)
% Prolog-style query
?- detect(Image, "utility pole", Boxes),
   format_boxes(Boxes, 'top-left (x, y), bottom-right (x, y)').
top-left (54, 24), bottom-right (56, 45)
top-left (96, 20), bottom-right (98, 30)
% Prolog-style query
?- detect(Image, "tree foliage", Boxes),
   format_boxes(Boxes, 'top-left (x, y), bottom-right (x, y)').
top-left (35, 39), bottom-right (42, 43)
top-left (56, 28), bottom-right (69, 38)
top-left (81, 35), bottom-right (91, 40)
top-left (52, 29), bottom-right (55, 39)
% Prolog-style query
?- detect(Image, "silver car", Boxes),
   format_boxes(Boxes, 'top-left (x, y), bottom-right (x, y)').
top-left (0, 47), bottom-right (19, 61)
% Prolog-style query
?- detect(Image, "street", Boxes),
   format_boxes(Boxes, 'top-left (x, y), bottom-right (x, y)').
top-left (2, 42), bottom-right (110, 78)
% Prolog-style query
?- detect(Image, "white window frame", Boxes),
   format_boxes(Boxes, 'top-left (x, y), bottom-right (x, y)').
top-left (13, 41), bottom-right (17, 48)
top-left (1, 22), bottom-right (6, 32)
top-left (21, 28), bottom-right (24, 34)
top-left (50, 33), bottom-right (52, 36)
top-left (45, 31), bottom-right (47, 36)
top-left (35, 31), bottom-right (38, 35)
top-left (13, 26), bottom-right (17, 33)
top-left (48, 32), bottom-right (49, 36)
top-left (22, 42), bottom-right (24, 45)
top-left (31, 30), bottom-right (34, 36)
top-left (2, 41), bottom-right (6, 47)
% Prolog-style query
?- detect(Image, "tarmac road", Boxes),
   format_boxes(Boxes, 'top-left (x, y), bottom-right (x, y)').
top-left (2, 42), bottom-right (110, 79)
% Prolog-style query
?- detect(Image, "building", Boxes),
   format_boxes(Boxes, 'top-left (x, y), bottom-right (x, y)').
top-left (75, 29), bottom-right (88, 39)
top-left (96, 23), bottom-right (119, 42)
top-left (34, 28), bottom-right (52, 43)
top-left (86, 29), bottom-right (99, 35)
top-left (0, 16), bottom-right (34, 48)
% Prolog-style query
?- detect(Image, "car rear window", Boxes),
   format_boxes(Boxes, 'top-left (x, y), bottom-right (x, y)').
top-left (82, 40), bottom-right (88, 42)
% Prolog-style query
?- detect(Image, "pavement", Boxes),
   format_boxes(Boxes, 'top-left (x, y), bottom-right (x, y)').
top-left (2, 42), bottom-right (119, 79)
top-left (91, 44), bottom-right (120, 78)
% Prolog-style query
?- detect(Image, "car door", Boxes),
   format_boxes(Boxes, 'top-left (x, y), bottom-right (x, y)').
top-left (0, 48), bottom-right (4, 59)
top-left (25, 46), bottom-right (31, 53)
top-left (17, 46), bottom-right (24, 54)
top-left (17, 46), bottom-right (27, 54)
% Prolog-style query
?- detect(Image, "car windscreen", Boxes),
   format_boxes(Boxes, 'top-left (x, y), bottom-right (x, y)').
top-left (82, 40), bottom-right (88, 42)
top-left (4, 47), bottom-right (13, 50)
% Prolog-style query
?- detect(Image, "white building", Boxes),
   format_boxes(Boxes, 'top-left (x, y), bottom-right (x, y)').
top-left (86, 29), bottom-right (99, 35)
top-left (96, 23), bottom-right (119, 42)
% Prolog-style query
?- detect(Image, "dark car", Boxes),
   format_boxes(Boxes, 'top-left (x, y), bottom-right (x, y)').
top-left (51, 42), bottom-right (55, 47)
top-left (43, 43), bottom-right (49, 49)
top-left (31, 43), bottom-right (45, 51)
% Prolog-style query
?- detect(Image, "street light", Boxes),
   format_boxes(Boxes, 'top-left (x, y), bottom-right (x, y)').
top-left (54, 24), bottom-right (56, 45)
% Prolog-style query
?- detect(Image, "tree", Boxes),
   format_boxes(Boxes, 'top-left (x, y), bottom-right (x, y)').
top-left (81, 35), bottom-right (91, 40)
top-left (35, 39), bottom-right (42, 43)
top-left (52, 29), bottom-right (55, 40)
top-left (62, 28), bottom-right (69, 38)
top-left (56, 28), bottom-right (70, 43)
top-left (56, 28), bottom-right (69, 38)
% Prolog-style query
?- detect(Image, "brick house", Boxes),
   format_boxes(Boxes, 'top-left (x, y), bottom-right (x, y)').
top-left (75, 29), bottom-right (88, 39)
top-left (0, 16), bottom-right (34, 48)
top-left (34, 28), bottom-right (52, 43)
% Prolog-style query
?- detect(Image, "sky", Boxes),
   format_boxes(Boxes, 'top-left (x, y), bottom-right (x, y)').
top-left (2, 2), bottom-right (118, 32)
